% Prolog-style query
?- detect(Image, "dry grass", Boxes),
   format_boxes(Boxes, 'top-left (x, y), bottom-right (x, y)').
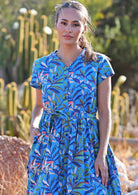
top-left (0, 156), bottom-right (28, 195)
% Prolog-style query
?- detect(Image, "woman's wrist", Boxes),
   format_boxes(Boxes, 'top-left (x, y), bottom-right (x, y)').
top-left (97, 149), bottom-right (107, 159)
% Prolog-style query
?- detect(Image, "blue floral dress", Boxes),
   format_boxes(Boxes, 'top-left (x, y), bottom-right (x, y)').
top-left (27, 49), bottom-right (121, 194)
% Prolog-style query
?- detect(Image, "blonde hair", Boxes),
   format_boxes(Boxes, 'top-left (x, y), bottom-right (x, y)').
top-left (55, 1), bottom-right (97, 62)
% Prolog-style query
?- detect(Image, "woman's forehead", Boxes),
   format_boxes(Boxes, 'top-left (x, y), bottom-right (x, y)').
top-left (58, 8), bottom-right (84, 22)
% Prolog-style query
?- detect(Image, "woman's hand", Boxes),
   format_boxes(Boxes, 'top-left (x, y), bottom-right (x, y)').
top-left (94, 154), bottom-right (108, 187)
top-left (30, 126), bottom-right (41, 141)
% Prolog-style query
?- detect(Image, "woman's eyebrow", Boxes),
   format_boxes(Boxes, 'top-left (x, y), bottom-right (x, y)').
top-left (60, 18), bottom-right (68, 21)
top-left (60, 18), bottom-right (80, 23)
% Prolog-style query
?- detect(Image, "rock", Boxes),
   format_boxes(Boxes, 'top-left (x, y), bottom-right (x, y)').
top-left (115, 157), bottom-right (129, 191)
top-left (119, 172), bottom-right (130, 192)
top-left (126, 190), bottom-right (138, 195)
top-left (130, 180), bottom-right (138, 191)
top-left (128, 164), bottom-right (138, 180)
top-left (115, 156), bottom-right (127, 175)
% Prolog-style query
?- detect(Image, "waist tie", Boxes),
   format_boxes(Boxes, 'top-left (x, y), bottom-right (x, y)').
top-left (42, 110), bottom-right (97, 122)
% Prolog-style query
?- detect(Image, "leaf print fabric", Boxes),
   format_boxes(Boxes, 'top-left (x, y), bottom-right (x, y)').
top-left (27, 49), bottom-right (121, 194)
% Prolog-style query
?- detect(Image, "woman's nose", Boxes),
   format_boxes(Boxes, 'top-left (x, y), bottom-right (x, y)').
top-left (66, 24), bottom-right (72, 32)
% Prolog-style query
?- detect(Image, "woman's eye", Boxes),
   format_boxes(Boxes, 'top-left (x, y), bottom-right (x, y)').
top-left (61, 22), bottom-right (67, 25)
top-left (73, 23), bottom-right (80, 27)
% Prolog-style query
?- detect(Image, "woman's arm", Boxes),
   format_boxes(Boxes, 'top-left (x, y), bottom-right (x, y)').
top-left (94, 76), bottom-right (112, 186)
top-left (30, 89), bottom-right (43, 140)
top-left (98, 76), bottom-right (112, 157)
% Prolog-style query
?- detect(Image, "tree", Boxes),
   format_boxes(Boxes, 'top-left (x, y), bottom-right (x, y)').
top-left (94, 0), bottom-right (138, 89)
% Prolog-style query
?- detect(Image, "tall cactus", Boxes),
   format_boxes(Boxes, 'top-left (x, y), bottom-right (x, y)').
top-left (17, 16), bottom-right (25, 82)
top-left (41, 15), bottom-right (48, 55)
top-left (27, 76), bottom-right (36, 111)
top-left (111, 86), bottom-right (120, 137)
top-left (18, 110), bottom-right (31, 140)
top-left (52, 28), bottom-right (59, 51)
top-left (0, 78), bottom-right (4, 102)
top-left (6, 82), bottom-right (18, 117)
top-left (122, 92), bottom-right (129, 127)
top-left (17, 16), bottom-right (24, 55)
top-left (22, 81), bottom-right (29, 108)
top-left (0, 28), bottom-right (7, 67)
top-left (24, 20), bottom-right (29, 73)
top-left (34, 20), bottom-right (39, 34)
top-left (30, 48), bottom-right (38, 75)
top-left (28, 10), bottom-right (35, 33)
top-left (111, 109), bottom-right (120, 137)
top-left (6, 84), bottom-right (13, 116)
top-left (119, 96), bottom-right (125, 119)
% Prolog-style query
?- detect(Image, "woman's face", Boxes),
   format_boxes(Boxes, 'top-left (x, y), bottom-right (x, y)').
top-left (55, 8), bottom-right (86, 47)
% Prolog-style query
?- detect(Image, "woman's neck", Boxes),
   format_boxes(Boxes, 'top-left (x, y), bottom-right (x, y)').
top-left (57, 44), bottom-right (82, 66)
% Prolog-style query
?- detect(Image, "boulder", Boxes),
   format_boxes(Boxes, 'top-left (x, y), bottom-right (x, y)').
top-left (115, 156), bottom-right (128, 175)
top-left (130, 180), bottom-right (138, 191)
top-left (115, 157), bottom-right (130, 192)
top-left (128, 164), bottom-right (138, 180)
top-left (126, 190), bottom-right (138, 195)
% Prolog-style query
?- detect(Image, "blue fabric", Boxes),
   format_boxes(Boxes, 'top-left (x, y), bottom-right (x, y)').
top-left (27, 49), bottom-right (121, 194)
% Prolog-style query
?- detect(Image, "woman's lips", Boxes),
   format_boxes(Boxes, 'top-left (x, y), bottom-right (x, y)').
top-left (63, 35), bottom-right (73, 39)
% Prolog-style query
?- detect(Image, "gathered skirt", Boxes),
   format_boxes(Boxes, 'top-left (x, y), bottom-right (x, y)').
top-left (27, 111), bottom-right (121, 194)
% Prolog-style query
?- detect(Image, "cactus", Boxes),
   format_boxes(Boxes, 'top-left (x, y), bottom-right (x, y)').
top-left (24, 20), bottom-right (29, 73)
top-left (30, 48), bottom-right (38, 75)
top-left (41, 15), bottom-right (47, 29)
top-left (34, 20), bottom-right (39, 34)
top-left (119, 96), bottom-right (125, 126)
top-left (28, 77), bottom-right (36, 111)
top-left (111, 86), bottom-right (120, 137)
top-left (28, 10), bottom-right (35, 33)
top-left (17, 16), bottom-right (25, 55)
top-left (111, 109), bottom-right (120, 137)
top-left (52, 28), bottom-right (59, 51)
top-left (38, 36), bottom-right (44, 57)
top-left (22, 81), bottom-right (29, 108)
top-left (6, 82), bottom-right (18, 117)
top-left (6, 84), bottom-right (13, 116)
top-left (0, 78), bottom-right (4, 101)
top-left (12, 86), bottom-right (18, 116)
top-left (8, 116), bottom-right (15, 136)
top-left (0, 113), bottom-right (4, 135)
top-left (111, 90), bottom-right (116, 110)
top-left (18, 110), bottom-right (30, 139)
top-left (29, 32), bottom-right (36, 74)
top-left (41, 15), bottom-right (48, 55)
top-left (0, 28), bottom-right (7, 67)
top-left (115, 75), bottom-right (127, 87)
top-left (122, 92), bottom-right (129, 127)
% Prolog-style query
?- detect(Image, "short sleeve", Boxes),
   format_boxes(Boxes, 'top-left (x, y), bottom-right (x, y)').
top-left (30, 60), bottom-right (42, 89)
top-left (97, 55), bottom-right (115, 85)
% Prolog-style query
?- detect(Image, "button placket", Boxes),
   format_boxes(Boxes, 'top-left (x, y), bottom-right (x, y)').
top-left (68, 68), bottom-right (73, 111)
top-left (64, 66), bottom-right (72, 114)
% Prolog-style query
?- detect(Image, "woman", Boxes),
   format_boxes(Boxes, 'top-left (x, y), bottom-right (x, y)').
top-left (27, 1), bottom-right (121, 194)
